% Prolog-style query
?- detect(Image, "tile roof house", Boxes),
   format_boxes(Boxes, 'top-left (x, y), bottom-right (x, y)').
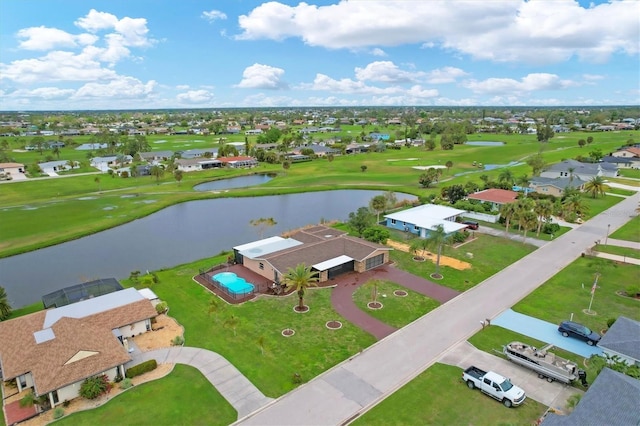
top-left (597, 316), bottom-right (640, 366)
top-left (233, 226), bottom-right (391, 283)
top-left (0, 288), bottom-right (156, 409)
top-left (467, 189), bottom-right (519, 211)
top-left (540, 159), bottom-right (617, 180)
top-left (384, 204), bottom-right (468, 237)
top-left (541, 368), bottom-right (640, 426)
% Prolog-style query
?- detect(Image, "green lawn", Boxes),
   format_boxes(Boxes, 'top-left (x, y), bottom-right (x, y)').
top-left (583, 194), bottom-right (625, 219)
top-left (351, 280), bottom-right (440, 328)
top-left (606, 187), bottom-right (636, 196)
top-left (617, 168), bottom-right (640, 179)
top-left (351, 363), bottom-right (547, 426)
top-left (594, 244), bottom-right (640, 260)
top-left (55, 364), bottom-right (237, 426)
top-left (512, 257), bottom-right (640, 334)
top-left (390, 233), bottom-right (537, 291)
top-left (3, 130), bottom-right (638, 258)
top-left (139, 254), bottom-right (376, 398)
top-left (609, 214), bottom-right (640, 242)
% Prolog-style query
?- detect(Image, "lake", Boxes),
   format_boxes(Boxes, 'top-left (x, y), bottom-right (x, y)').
top-left (193, 174), bottom-right (274, 191)
top-left (0, 190), bottom-right (415, 307)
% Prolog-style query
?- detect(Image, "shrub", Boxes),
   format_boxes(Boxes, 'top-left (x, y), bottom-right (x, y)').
top-left (79, 374), bottom-right (111, 400)
top-left (52, 407), bottom-right (65, 419)
top-left (542, 222), bottom-right (561, 235)
top-left (171, 335), bottom-right (185, 346)
top-left (625, 284), bottom-right (640, 298)
top-left (119, 378), bottom-right (133, 390)
top-left (125, 359), bottom-right (157, 379)
top-left (62, 400), bottom-right (70, 407)
top-left (362, 226), bottom-right (390, 244)
top-left (155, 301), bottom-right (168, 314)
top-left (606, 318), bottom-right (617, 328)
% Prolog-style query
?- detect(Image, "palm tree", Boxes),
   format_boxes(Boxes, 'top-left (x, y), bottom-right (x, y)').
top-left (562, 194), bottom-right (589, 218)
top-left (409, 238), bottom-right (430, 261)
top-left (499, 203), bottom-right (518, 235)
top-left (445, 160), bottom-right (453, 173)
top-left (424, 224), bottom-right (450, 279)
top-left (0, 286), bottom-right (12, 320)
top-left (514, 198), bottom-right (535, 231)
top-left (567, 167), bottom-right (575, 185)
top-left (150, 165), bottom-right (164, 184)
top-left (174, 169), bottom-right (183, 185)
top-left (369, 195), bottom-right (387, 223)
top-left (282, 263), bottom-right (318, 311)
top-left (518, 210), bottom-right (539, 243)
top-left (498, 169), bottom-right (514, 186)
top-left (584, 176), bottom-right (608, 198)
top-left (516, 174), bottom-right (531, 196)
top-left (534, 199), bottom-right (554, 236)
top-left (94, 176), bottom-right (101, 192)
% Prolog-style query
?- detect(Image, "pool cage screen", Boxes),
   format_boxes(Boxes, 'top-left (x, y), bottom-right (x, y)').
top-left (41, 278), bottom-right (123, 309)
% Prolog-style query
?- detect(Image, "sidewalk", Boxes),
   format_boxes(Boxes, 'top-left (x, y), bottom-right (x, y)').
top-left (474, 226), bottom-right (548, 247)
top-left (592, 251), bottom-right (640, 265)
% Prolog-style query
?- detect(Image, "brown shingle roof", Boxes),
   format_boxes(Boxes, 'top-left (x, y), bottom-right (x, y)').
top-left (0, 298), bottom-right (156, 395)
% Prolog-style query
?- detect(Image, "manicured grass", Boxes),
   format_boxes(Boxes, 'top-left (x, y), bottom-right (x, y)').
top-left (617, 168), bottom-right (640, 179)
top-left (351, 280), bottom-right (440, 328)
top-left (468, 326), bottom-right (591, 391)
top-left (136, 254), bottom-right (376, 398)
top-left (583, 194), bottom-right (625, 219)
top-left (7, 302), bottom-right (42, 319)
top-left (512, 257), bottom-right (640, 335)
top-left (606, 187), bottom-right (636, 196)
top-left (609, 214), bottom-right (640, 242)
top-left (390, 234), bottom-right (537, 291)
top-left (351, 363), bottom-right (547, 426)
top-left (478, 220), bottom-right (572, 241)
top-left (3, 130), bottom-right (638, 258)
top-left (55, 364), bottom-right (237, 426)
top-left (594, 244), bottom-right (640, 260)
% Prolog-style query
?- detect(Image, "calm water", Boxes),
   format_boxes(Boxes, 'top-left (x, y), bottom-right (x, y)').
top-left (193, 174), bottom-right (274, 191)
top-left (0, 190), bottom-right (415, 307)
top-left (465, 141), bottom-right (505, 146)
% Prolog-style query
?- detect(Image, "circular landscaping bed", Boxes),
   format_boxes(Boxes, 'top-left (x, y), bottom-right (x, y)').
top-left (367, 301), bottom-right (383, 310)
top-left (393, 290), bottom-right (408, 297)
top-left (281, 328), bottom-right (295, 337)
top-left (413, 257), bottom-right (426, 262)
top-left (430, 273), bottom-right (443, 280)
top-left (325, 320), bottom-right (343, 330)
top-left (293, 305), bottom-right (310, 313)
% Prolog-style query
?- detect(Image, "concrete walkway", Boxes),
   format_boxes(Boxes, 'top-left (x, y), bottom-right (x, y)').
top-left (474, 226), bottom-right (548, 247)
top-left (592, 251), bottom-right (640, 265)
top-left (438, 341), bottom-right (583, 410)
top-left (236, 192), bottom-right (640, 426)
top-left (127, 346), bottom-right (273, 419)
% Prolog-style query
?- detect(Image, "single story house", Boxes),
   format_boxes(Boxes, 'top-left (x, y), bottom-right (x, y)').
top-left (233, 225), bottom-right (391, 283)
top-left (218, 156), bottom-right (258, 168)
top-left (138, 151), bottom-right (174, 162)
top-left (611, 146), bottom-right (640, 159)
top-left (467, 188), bottom-right (518, 211)
top-left (175, 158), bottom-right (223, 172)
top-left (597, 316), bottom-right (640, 366)
top-left (384, 204), bottom-right (468, 237)
top-left (528, 176), bottom-right (586, 197)
top-left (542, 368), bottom-right (640, 426)
top-left (540, 159), bottom-right (617, 180)
top-left (180, 148), bottom-right (218, 159)
top-left (601, 155), bottom-right (637, 169)
top-left (0, 162), bottom-right (25, 179)
top-left (0, 288), bottom-right (156, 408)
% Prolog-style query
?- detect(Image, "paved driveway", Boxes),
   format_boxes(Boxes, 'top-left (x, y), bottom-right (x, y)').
top-left (439, 341), bottom-right (583, 409)
top-left (492, 309), bottom-right (602, 358)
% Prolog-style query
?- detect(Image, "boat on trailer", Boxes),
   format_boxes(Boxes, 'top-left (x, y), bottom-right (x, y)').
top-left (503, 341), bottom-right (580, 384)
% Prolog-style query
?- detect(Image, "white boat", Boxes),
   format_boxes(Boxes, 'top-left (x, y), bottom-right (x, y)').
top-left (503, 341), bottom-right (580, 384)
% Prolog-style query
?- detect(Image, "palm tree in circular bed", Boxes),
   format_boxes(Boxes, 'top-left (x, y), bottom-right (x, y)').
top-left (282, 263), bottom-right (318, 311)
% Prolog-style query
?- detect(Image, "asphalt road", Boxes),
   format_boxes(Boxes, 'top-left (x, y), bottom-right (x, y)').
top-left (236, 191), bottom-right (639, 426)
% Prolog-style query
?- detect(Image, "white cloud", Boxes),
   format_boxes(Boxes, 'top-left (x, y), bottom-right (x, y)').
top-left (0, 50), bottom-right (118, 83)
top-left (16, 27), bottom-right (97, 51)
top-left (237, 0), bottom-right (640, 64)
top-left (462, 73), bottom-right (575, 95)
top-left (425, 67), bottom-right (468, 84)
top-left (354, 61), bottom-right (423, 84)
top-left (370, 48), bottom-right (386, 57)
top-left (176, 90), bottom-right (214, 104)
top-left (73, 76), bottom-right (156, 99)
top-left (10, 87), bottom-right (75, 100)
top-left (176, 84), bottom-right (190, 90)
top-left (236, 64), bottom-right (288, 89)
top-left (202, 10), bottom-right (227, 22)
top-left (75, 9), bottom-right (119, 32)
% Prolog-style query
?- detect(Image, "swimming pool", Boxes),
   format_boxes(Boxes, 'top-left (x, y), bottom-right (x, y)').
top-left (213, 272), bottom-right (255, 295)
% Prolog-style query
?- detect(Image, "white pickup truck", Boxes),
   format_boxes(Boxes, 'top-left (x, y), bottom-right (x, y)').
top-left (462, 366), bottom-right (526, 408)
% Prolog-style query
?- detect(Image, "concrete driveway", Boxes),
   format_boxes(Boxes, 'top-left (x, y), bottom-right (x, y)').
top-left (438, 341), bottom-right (583, 410)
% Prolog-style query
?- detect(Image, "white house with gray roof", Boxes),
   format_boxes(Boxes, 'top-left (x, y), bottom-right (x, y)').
top-left (384, 204), bottom-right (467, 237)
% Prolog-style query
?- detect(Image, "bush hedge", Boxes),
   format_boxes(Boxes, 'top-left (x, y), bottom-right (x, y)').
top-left (125, 359), bottom-right (157, 379)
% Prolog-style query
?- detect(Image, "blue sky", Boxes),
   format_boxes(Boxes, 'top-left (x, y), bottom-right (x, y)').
top-left (0, 0), bottom-right (638, 111)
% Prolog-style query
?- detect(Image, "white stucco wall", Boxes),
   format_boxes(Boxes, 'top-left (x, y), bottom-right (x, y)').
top-left (118, 319), bottom-right (150, 339)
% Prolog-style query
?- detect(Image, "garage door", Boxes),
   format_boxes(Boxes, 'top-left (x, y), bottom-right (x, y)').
top-left (328, 260), bottom-right (354, 279)
top-left (365, 254), bottom-right (384, 270)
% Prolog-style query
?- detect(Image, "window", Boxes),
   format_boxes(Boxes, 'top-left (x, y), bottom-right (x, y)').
top-left (414, 225), bottom-right (419, 231)
top-left (390, 219), bottom-right (396, 225)
top-left (259, 262), bottom-right (264, 270)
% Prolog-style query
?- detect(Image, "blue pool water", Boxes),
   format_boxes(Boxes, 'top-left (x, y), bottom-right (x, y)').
top-left (213, 272), bottom-right (255, 295)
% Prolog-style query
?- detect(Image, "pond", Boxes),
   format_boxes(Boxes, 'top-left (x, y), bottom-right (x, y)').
top-left (465, 141), bottom-right (505, 146)
top-left (0, 190), bottom-right (416, 307)
top-left (193, 174), bottom-right (274, 191)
